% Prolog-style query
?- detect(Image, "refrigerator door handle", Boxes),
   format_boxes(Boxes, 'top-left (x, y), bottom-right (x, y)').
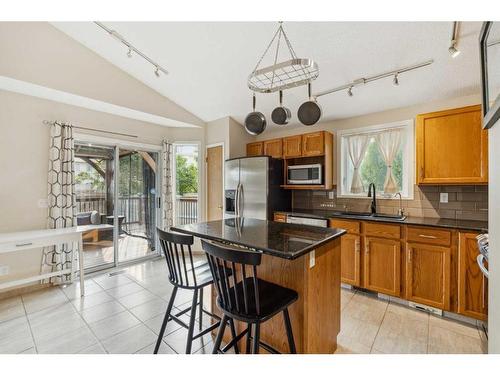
top-left (239, 183), bottom-right (244, 217)
top-left (235, 182), bottom-right (241, 217)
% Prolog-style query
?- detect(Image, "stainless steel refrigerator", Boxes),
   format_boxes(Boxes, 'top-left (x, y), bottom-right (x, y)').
top-left (224, 156), bottom-right (290, 220)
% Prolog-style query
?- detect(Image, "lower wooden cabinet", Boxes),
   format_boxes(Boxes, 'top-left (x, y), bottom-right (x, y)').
top-left (340, 234), bottom-right (361, 287)
top-left (405, 242), bottom-right (451, 310)
top-left (458, 232), bottom-right (488, 320)
top-left (363, 237), bottom-right (401, 296)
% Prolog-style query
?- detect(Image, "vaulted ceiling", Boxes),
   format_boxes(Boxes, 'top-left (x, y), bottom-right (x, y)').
top-left (52, 22), bottom-right (482, 128)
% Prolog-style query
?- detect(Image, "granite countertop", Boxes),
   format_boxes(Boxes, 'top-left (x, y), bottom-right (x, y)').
top-left (171, 218), bottom-right (346, 260)
top-left (275, 209), bottom-right (488, 232)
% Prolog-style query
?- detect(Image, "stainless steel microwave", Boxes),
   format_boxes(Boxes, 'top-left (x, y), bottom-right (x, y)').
top-left (287, 164), bottom-right (322, 185)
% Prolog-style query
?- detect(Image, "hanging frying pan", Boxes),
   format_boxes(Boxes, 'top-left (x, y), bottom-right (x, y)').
top-left (244, 94), bottom-right (267, 135)
top-left (297, 83), bottom-right (322, 126)
top-left (271, 90), bottom-right (291, 125)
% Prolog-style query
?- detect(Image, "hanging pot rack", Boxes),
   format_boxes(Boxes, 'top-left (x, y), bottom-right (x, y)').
top-left (247, 22), bottom-right (319, 94)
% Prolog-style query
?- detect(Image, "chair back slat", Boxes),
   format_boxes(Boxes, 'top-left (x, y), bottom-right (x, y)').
top-left (157, 228), bottom-right (200, 288)
top-left (201, 240), bottom-right (262, 317)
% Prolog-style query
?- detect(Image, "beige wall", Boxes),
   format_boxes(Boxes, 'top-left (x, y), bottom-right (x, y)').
top-left (0, 22), bottom-right (206, 290)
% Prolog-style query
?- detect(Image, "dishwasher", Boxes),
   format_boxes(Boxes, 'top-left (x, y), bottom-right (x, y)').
top-left (287, 215), bottom-right (328, 228)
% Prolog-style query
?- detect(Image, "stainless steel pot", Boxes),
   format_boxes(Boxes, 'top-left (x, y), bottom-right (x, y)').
top-left (271, 90), bottom-right (291, 125)
top-left (244, 94), bottom-right (267, 135)
top-left (297, 83), bottom-right (322, 126)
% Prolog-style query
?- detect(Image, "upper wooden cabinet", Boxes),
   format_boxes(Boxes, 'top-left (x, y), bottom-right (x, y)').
top-left (405, 241), bottom-right (451, 310)
top-left (282, 135), bottom-right (302, 158)
top-left (302, 131), bottom-right (325, 156)
top-left (416, 105), bottom-right (488, 184)
top-left (263, 138), bottom-right (283, 159)
top-left (246, 142), bottom-right (263, 157)
top-left (458, 232), bottom-right (488, 320)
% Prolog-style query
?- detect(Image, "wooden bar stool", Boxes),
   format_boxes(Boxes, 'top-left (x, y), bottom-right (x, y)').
top-left (202, 239), bottom-right (298, 354)
top-left (154, 229), bottom-right (239, 354)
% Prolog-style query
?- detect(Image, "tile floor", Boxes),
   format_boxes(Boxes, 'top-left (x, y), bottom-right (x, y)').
top-left (0, 257), bottom-right (486, 354)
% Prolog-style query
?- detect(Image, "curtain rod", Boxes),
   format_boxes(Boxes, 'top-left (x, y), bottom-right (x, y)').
top-left (314, 60), bottom-right (434, 98)
top-left (43, 120), bottom-right (138, 138)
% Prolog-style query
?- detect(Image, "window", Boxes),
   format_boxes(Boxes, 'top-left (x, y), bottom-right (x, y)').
top-left (338, 120), bottom-right (414, 199)
top-left (173, 143), bottom-right (200, 225)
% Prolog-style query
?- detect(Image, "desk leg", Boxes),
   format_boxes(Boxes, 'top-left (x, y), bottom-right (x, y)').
top-left (78, 236), bottom-right (85, 296)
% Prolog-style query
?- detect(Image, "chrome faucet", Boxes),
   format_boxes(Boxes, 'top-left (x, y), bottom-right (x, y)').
top-left (367, 183), bottom-right (377, 215)
top-left (394, 192), bottom-right (404, 217)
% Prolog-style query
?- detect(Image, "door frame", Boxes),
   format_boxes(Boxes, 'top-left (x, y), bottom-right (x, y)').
top-left (205, 142), bottom-right (225, 222)
top-left (74, 132), bottom-right (163, 272)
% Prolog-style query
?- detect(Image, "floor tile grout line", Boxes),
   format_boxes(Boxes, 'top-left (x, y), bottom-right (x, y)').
top-left (368, 299), bottom-right (389, 354)
top-left (20, 295), bottom-right (38, 354)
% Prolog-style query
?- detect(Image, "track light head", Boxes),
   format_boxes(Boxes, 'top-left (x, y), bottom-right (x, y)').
top-left (393, 73), bottom-right (399, 86)
top-left (127, 48), bottom-right (132, 58)
top-left (154, 66), bottom-right (160, 77)
top-left (347, 86), bottom-right (353, 97)
top-left (449, 43), bottom-right (460, 58)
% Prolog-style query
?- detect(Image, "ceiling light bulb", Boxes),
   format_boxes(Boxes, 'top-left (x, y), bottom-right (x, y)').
top-left (154, 66), bottom-right (160, 77)
top-left (393, 73), bottom-right (399, 86)
top-left (127, 48), bottom-right (132, 58)
top-left (347, 86), bottom-right (353, 97)
top-left (449, 45), bottom-right (460, 58)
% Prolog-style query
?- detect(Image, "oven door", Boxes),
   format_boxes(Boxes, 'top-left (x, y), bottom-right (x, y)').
top-left (287, 164), bottom-right (322, 184)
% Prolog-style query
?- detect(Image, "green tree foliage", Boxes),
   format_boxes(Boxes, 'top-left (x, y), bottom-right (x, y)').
top-left (119, 153), bottom-right (145, 196)
top-left (176, 154), bottom-right (198, 195)
top-left (75, 159), bottom-right (105, 191)
top-left (359, 139), bottom-right (403, 194)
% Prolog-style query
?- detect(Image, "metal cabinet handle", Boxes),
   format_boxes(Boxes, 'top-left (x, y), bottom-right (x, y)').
top-left (419, 234), bottom-right (437, 239)
top-left (365, 244), bottom-right (369, 255)
top-left (477, 254), bottom-right (489, 279)
top-left (408, 249), bottom-right (412, 263)
top-left (16, 242), bottom-right (33, 247)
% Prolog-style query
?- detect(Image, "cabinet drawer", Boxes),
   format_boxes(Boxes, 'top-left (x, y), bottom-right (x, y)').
top-left (273, 213), bottom-right (287, 223)
top-left (329, 219), bottom-right (360, 234)
top-left (364, 222), bottom-right (401, 239)
top-left (407, 226), bottom-right (451, 246)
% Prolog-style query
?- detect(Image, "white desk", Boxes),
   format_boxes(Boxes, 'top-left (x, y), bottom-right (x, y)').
top-left (0, 227), bottom-right (88, 296)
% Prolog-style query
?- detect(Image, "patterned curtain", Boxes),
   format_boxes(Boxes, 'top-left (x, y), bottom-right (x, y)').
top-left (41, 122), bottom-right (76, 283)
top-left (161, 140), bottom-right (174, 230)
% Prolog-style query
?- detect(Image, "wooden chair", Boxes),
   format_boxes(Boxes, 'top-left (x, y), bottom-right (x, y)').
top-left (202, 239), bottom-right (298, 354)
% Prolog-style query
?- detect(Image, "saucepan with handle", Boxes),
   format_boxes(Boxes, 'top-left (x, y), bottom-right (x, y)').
top-left (297, 82), bottom-right (322, 126)
top-left (244, 94), bottom-right (267, 135)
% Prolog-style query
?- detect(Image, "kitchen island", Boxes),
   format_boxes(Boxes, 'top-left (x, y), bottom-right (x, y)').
top-left (171, 217), bottom-right (346, 354)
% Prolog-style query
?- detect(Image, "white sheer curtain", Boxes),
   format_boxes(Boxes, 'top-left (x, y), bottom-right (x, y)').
top-left (347, 134), bottom-right (370, 193)
top-left (375, 129), bottom-right (402, 194)
top-left (161, 140), bottom-right (174, 230)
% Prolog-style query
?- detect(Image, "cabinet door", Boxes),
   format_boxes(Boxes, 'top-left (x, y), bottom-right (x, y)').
top-left (416, 105), bottom-right (488, 184)
top-left (458, 232), bottom-right (488, 320)
top-left (363, 237), bottom-right (401, 296)
top-left (263, 139), bottom-right (283, 158)
top-left (302, 131), bottom-right (325, 156)
top-left (282, 135), bottom-right (302, 158)
top-left (341, 234), bottom-right (361, 287)
top-left (406, 242), bottom-right (451, 310)
top-left (273, 213), bottom-right (287, 223)
top-left (246, 142), bottom-right (263, 157)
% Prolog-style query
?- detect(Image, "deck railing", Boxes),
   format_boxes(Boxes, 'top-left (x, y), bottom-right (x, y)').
top-left (175, 196), bottom-right (198, 225)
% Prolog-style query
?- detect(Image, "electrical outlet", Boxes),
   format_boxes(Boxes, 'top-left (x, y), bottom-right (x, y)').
top-left (328, 191), bottom-right (335, 200)
top-left (440, 193), bottom-right (449, 203)
top-left (309, 251), bottom-right (315, 268)
top-left (38, 199), bottom-right (48, 208)
top-left (0, 265), bottom-right (9, 276)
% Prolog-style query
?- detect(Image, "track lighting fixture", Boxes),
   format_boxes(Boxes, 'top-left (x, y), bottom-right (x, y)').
top-left (347, 86), bottom-right (353, 97)
top-left (393, 73), bottom-right (399, 86)
top-left (449, 22), bottom-right (461, 58)
top-left (154, 66), bottom-right (160, 77)
top-left (127, 47), bottom-right (133, 58)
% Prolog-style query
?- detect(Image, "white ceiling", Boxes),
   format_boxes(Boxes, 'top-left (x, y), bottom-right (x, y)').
top-left (52, 22), bottom-right (483, 128)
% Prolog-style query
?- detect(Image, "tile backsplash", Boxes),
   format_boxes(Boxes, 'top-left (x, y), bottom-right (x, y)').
top-left (292, 185), bottom-right (488, 221)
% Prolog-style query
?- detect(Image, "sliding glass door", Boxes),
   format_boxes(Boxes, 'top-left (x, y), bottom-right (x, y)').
top-left (75, 140), bottom-right (161, 272)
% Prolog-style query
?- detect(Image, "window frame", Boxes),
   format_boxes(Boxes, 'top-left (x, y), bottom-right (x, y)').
top-left (336, 119), bottom-right (415, 199)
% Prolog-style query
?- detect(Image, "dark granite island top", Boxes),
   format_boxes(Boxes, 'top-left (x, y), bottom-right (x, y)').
top-left (171, 217), bottom-right (346, 260)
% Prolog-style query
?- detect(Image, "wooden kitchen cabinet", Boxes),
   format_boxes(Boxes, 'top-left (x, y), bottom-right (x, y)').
top-left (363, 237), bottom-right (401, 296)
top-left (458, 232), bottom-right (488, 320)
top-left (273, 213), bottom-right (287, 223)
top-left (263, 138), bottom-right (283, 158)
top-left (416, 105), bottom-right (488, 184)
top-left (282, 135), bottom-right (302, 158)
top-left (246, 142), bottom-right (263, 156)
top-left (405, 242), bottom-right (451, 310)
top-left (302, 131), bottom-right (325, 156)
top-left (330, 219), bottom-right (361, 287)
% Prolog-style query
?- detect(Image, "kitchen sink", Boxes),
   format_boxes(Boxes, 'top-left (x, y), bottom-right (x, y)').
top-left (329, 211), bottom-right (407, 221)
